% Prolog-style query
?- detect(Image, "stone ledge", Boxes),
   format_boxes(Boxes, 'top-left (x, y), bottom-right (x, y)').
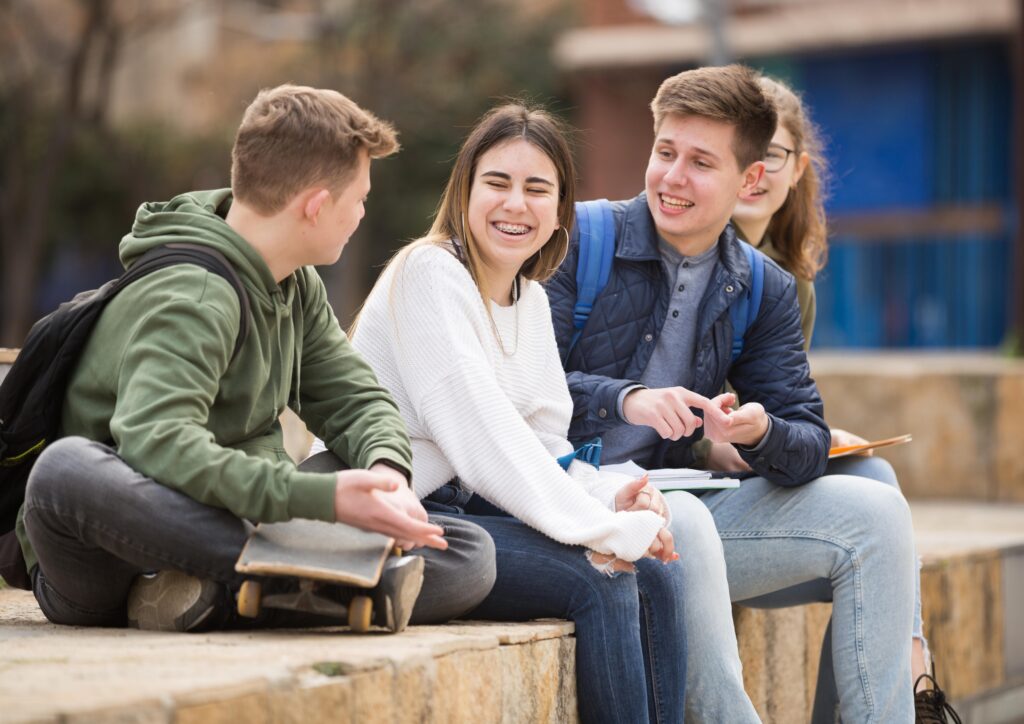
top-left (811, 352), bottom-right (1024, 502)
top-left (0, 606), bottom-right (576, 724)
top-left (5, 502), bottom-right (1022, 723)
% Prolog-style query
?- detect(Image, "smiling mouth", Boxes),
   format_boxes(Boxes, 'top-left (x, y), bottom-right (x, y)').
top-left (660, 194), bottom-right (694, 210)
top-left (492, 221), bottom-right (531, 235)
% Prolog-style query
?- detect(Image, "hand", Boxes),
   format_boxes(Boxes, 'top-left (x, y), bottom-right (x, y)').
top-left (830, 428), bottom-right (871, 455)
top-left (705, 441), bottom-right (752, 473)
top-left (368, 463), bottom-right (443, 550)
top-left (645, 526), bottom-right (677, 563)
top-left (614, 474), bottom-right (668, 521)
top-left (333, 469), bottom-right (447, 550)
top-left (702, 395), bottom-right (769, 448)
top-left (622, 387), bottom-right (730, 441)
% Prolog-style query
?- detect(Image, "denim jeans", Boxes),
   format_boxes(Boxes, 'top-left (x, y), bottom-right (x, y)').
top-left (424, 484), bottom-right (687, 724)
top-left (805, 455), bottom-right (924, 724)
top-left (666, 471), bottom-right (916, 724)
top-left (22, 437), bottom-right (496, 628)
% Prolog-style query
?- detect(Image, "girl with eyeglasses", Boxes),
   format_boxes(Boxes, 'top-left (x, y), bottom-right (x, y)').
top-left (728, 75), bottom-right (956, 722)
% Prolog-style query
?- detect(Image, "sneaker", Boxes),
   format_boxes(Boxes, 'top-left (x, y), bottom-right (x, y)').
top-left (126, 570), bottom-right (228, 633)
top-left (914, 673), bottom-right (962, 724)
top-left (373, 554), bottom-right (424, 633)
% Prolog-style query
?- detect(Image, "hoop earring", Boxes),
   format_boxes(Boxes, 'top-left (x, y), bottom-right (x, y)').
top-left (543, 226), bottom-right (571, 276)
top-left (555, 226), bottom-right (570, 262)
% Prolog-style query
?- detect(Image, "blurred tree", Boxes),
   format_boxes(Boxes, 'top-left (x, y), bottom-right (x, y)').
top-left (303, 0), bottom-right (573, 324)
top-left (0, 0), bottom-right (573, 342)
top-left (0, 0), bottom-right (197, 346)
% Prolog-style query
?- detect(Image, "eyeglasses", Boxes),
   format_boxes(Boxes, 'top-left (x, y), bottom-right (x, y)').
top-left (763, 144), bottom-right (795, 173)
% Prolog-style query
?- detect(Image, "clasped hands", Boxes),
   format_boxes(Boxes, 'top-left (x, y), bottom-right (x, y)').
top-left (588, 386), bottom-right (773, 573)
top-left (332, 462), bottom-right (447, 552)
top-left (589, 474), bottom-right (677, 575)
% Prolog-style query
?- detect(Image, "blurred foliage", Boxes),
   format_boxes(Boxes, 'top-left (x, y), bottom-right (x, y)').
top-left (48, 120), bottom-right (230, 258)
top-left (1, 0), bottom-right (576, 337)
top-left (299, 0), bottom-right (576, 316)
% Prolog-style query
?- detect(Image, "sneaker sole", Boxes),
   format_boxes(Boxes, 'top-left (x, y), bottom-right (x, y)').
top-left (378, 555), bottom-right (424, 633)
top-left (126, 571), bottom-right (218, 632)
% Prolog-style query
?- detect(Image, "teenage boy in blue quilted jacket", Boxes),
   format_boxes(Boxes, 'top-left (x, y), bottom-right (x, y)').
top-left (546, 65), bottom-right (918, 722)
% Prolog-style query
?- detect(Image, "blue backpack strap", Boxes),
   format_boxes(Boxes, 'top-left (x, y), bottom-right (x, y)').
top-left (568, 199), bottom-right (615, 357)
top-left (730, 243), bottom-right (765, 363)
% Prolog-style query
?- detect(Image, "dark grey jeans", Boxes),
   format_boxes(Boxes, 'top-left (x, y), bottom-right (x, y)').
top-left (23, 436), bottom-right (495, 629)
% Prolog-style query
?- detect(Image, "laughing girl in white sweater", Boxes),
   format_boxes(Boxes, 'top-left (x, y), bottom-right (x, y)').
top-left (351, 104), bottom-right (689, 723)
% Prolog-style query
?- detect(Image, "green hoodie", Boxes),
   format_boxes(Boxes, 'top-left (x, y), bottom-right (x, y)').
top-left (17, 189), bottom-right (412, 572)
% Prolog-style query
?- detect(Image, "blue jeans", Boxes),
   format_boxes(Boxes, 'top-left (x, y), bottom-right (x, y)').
top-left (666, 470), bottom-right (916, 724)
top-left (424, 484), bottom-right (687, 724)
top-left (806, 455), bottom-right (925, 724)
top-left (22, 438), bottom-right (496, 628)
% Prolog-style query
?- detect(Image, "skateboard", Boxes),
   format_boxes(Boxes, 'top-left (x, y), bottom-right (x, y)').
top-left (234, 519), bottom-right (422, 633)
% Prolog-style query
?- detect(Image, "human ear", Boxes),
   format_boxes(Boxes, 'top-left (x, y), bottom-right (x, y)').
top-left (302, 189), bottom-right (331, 225)
top-left (792, 151), bottom-right (811, 186)
top-left (739, 161), bottom-right (765, 196)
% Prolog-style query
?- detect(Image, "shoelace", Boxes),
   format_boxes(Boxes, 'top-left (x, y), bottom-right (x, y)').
top-left (914, 673), bottom-right (962, 724)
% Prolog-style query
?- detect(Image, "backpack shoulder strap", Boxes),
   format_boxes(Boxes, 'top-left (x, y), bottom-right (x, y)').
top-left (568, 199), bottom-right (615, 357)
top-left (729, 243), bottom-right (765, 363)
top-left (130, 243), bottom-right (251, 361)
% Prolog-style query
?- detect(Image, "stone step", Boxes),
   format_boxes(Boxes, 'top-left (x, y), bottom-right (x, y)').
top-left (0, 598), bottom-right (577, 724)
top-left (3, 500), bottom-right (1021, 723)
top-left (812, 351), bottom-right (1024, 503)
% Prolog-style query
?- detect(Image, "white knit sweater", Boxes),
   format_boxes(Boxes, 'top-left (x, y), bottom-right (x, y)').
top-left (350, 243), bottom-right (664, 561)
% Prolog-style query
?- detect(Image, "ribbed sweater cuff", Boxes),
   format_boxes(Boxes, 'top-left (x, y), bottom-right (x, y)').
top-left (600, 510), bottom-right (667, 562)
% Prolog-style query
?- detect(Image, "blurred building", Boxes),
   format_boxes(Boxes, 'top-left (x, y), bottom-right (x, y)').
top-left (554, 0), bottom-right (1020, 349)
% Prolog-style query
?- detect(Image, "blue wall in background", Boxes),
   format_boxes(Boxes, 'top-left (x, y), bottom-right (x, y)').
top-left (756, 41), bottom-right (1014, 348)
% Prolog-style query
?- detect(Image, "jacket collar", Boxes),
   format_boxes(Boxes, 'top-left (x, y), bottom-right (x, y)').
top-left (619, 192), bottom-right (752, 289)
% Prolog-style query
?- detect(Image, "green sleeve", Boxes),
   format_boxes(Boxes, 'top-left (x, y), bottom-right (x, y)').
top-left (109, 284), bottom-right (337, 524)
top-left (292, 269), bottom-right (413, 478)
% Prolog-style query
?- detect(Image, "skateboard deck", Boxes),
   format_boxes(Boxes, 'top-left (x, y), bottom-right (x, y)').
top-left (236, 519), bottom-right (394, 587)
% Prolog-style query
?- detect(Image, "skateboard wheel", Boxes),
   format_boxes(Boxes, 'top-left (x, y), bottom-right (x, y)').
top-left (238, 580), bottom-right (262, 618)
top-left (349, 594), bottom-right (373, 632)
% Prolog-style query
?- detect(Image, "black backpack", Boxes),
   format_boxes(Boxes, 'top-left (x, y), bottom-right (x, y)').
top-left (0, 243), bottom-right (251, 588)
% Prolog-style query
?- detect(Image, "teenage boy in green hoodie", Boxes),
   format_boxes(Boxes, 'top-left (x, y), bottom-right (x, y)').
top-left (16, 84), bottom-right (496, 632)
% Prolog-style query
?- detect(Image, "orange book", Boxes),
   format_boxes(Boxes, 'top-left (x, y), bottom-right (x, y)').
top-left (828, 433), bottom-right (912, 459)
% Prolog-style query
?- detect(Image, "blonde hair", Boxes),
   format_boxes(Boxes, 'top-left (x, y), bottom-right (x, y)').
top-left (231, 84), bottom-right (399, 214)
top-left (651, 64), bottom-right (776, 169)
top-left (758, 76), bottom-right (828, 281)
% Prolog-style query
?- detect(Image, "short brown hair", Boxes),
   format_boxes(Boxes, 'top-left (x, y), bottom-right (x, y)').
top-left (651, 65), bottom-right (776, 169)
top-left (231, 84), bottom-right (399, 214)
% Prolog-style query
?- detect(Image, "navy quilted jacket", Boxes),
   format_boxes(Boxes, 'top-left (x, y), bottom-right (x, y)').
top-left (545, 193), bottom-right (829, 487)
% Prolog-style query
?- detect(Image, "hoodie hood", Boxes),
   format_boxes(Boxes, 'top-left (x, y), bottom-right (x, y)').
top-left (120, 189), bottom-right (293, 313)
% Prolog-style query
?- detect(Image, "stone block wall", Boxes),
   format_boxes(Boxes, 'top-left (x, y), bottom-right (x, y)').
top-left (811, 353), bottom-right (1024, 502)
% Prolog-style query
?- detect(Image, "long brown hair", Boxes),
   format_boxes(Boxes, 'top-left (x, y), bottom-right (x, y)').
top-left (759, 76), bottom-right (829, 281)
top-left (425, 103), bottom-right (575, 300)
top-left (350, 103), bottom-right (575, 337)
